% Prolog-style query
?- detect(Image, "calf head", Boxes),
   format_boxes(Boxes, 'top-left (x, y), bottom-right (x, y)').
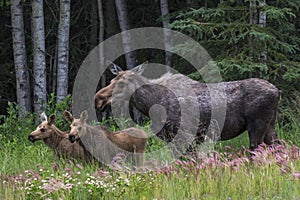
top-left (94, 62), bottom-right (145, 112)
top-left (28, 113), bottom-right (56, 142)
top-left (64, 110), bottom-right (88, 143)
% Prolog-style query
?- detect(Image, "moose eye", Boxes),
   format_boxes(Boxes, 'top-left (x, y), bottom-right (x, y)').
top-left (40, 128), bottom-right (46, 132)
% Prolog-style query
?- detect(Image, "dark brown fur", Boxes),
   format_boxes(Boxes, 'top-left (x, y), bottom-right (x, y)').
top-left (94, 64), bottom-right (281, 150)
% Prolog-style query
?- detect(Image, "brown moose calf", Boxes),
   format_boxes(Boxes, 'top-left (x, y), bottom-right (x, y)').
top-left (28, 112), bottom-right (92, 162)
top-left (64, 110), bottom-right (148, 167)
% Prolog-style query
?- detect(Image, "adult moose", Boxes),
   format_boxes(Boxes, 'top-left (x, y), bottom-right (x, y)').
top-left (95, 63), bottom-right (281, 151)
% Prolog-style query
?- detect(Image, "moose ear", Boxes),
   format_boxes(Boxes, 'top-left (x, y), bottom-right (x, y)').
top-left (108, 61), bottom-right (123, 75)
top-left (40, 112), bottom-right (48, 122)
top-left (48, 114), bottom-right (56, 125)
top-left (80, 110), bottom-right (88, 123)
top-left (64, 110), bottom-right (74, 122)
top-left (132, 61), bottom-right (147, 75)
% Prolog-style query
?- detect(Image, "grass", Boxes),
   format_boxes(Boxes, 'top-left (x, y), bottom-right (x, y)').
top-left (1, 139), bottom-right (300, 199)
top-left (0, 106), bottom-right (300, 199)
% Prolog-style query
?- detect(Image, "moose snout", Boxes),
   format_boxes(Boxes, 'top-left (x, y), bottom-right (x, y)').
top-left (68, 134), bottom-right (76, 143)
top-left (28, 135), bottom-right (36, 142)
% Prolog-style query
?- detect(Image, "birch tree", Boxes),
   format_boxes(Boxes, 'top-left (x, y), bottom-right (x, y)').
top-left (32, 0), bottom-right (47, 114)
top-left (56, 0), bottom-right (71, 102)
top-left (160, 0), bottom-right (172, 67)
top-left (11, 0), bottom-right (31, 117)
top-left (115, 0), bottom-right (136, 69)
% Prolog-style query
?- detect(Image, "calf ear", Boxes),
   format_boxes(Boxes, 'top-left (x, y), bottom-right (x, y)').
top-left (80, 110), bottom-right (88, 123)
top-left (64, 110), bottom-right (74, 122)
top-left (108, 61), bottom-right (123, 75)
top-left (40, 112), bottom-right (48, 122)
top-left (132, 61), bottom-right (147, 75)
top-left (48, 114), bottom-right (56, 125)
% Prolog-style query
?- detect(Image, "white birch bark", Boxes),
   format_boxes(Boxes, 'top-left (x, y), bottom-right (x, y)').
top-left (115, 0), bottom-right (136, 69)
top-left (32, 0), bottom-right (47, 114)
top-left (56, 0), bottom-right (71, 102)
top-left (160, 0), bottom-right (172, 68)
top-left (11, 0), bottom-right (32, 116)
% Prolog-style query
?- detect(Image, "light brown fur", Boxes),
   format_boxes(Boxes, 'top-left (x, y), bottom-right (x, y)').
top-left (64, 110), bottom-right (148, 166)
top-left (28, 113), bottom-right (92, 162)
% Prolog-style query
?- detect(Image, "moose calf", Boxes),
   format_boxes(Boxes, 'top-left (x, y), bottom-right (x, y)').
top-left (28, 112), bottom-right (92, 163)
top-left (64, 110), bottom-right (148, 167)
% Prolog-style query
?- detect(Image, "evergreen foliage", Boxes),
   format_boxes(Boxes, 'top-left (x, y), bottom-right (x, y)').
top-left (170, 0), bottom-right (300, 83)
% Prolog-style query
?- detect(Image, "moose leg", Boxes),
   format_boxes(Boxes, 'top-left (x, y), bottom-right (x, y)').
top-left (263, 112), bottom-right (280, 145)
top-left (247, 119), bottom-right (268, 151)
top-left (134, 153), bottom-right (145, 168)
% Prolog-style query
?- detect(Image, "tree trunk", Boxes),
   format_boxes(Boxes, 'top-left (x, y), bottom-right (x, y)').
top-left (115, 0), bottom-right (137, 69)
top-left (32, 0), bottom-right (47, 114)
top-left (97, 0), bottom-right (107, 120)
top-left (259, 0), bottom-right (267, 63)
top-left (56, 0), bottom-right (71, 102)
top-left (248, 0), bottom-right (257, 78)
top-left (51, 43), bottom-right (58, 94)
top-left (104, 0), bottom-right (119, 38)
top-left (89, 0), bottom-right (98, 51)
top-left (98, 0), bottom-right (104, 44)
top-left (160, 0), bottom-right (172, 68)
top-left (11, 0), bottom-right (32, 117)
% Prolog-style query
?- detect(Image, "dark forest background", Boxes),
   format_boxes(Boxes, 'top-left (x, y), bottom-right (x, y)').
top-left (0, 0), bottom-right (299, 126)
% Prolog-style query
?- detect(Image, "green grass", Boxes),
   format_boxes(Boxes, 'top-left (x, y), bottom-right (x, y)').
top-left (0, 105), bottom-right (300, 199)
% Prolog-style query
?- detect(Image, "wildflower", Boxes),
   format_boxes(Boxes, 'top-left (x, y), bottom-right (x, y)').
top-left (52, 163), bottom-right (59, 172)
top-left (124, 178), bottom-right (130, 185)
top-left (291, 172), bottom-right (300, 179)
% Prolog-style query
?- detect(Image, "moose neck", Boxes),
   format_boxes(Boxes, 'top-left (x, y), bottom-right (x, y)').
top-left (43, 126), bottom-right (68, 149)
top-left (130, 84), bottom-right (160, 115)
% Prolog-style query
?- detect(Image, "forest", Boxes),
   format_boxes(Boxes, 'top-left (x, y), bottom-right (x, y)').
top-left (0, 0), bottom-right (300, 199)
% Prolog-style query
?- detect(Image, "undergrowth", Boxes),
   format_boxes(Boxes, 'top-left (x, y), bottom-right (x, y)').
top-left (0, 101), bottom-right (299, 199)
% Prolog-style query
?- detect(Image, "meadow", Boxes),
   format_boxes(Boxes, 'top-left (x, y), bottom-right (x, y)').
top-left (0, 102), bottom-right (299, 200)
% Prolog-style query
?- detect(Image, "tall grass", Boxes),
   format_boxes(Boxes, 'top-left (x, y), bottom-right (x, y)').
top-left (0, 103), bottom-right (300, 199)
